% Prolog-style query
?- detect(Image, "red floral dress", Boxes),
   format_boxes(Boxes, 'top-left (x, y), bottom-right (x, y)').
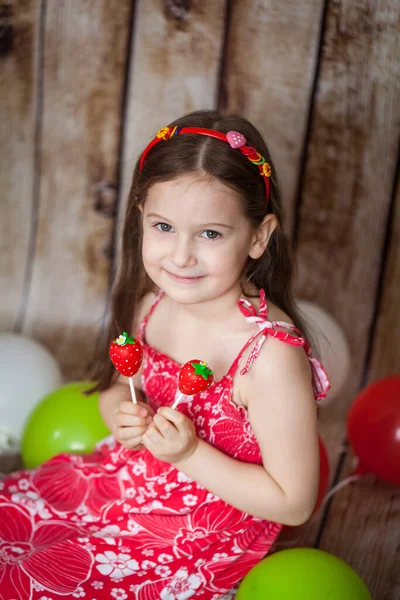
top-left (0, 290), bottom-right (329, 600)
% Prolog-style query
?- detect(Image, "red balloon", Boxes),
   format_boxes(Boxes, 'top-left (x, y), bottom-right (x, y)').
top-left (347, 376), bottom-right (400, 487)
top-left (315, 436), bottom-right (330, 512)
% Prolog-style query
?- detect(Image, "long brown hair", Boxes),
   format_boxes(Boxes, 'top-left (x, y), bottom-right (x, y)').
top-left (89, 109), bottom-right (313, 391)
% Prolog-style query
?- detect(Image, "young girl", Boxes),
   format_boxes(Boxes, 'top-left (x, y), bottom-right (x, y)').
top-left (0, 110), bottom-right (329, 599)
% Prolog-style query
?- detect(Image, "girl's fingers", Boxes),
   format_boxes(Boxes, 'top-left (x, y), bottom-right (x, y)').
top-left (115, 425), bottom-right (147, 441)
top-left (121, 439), bottom-right (145, 450)
top-left (119, 401), bottom-right (151, 417)
top-left (157, 407), bottom-right (186, 429)
top-left (142, 434), bottom-right (157, 454)
top-left (152, 413), bottom-right (178, 438)
top-left (144, 424), bottom-right (165, 444)
top-left (115, 413), bottom-right (152, 428)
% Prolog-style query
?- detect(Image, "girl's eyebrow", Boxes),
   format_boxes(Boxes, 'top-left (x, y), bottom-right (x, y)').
top-left (146, 213), bottom-right (234, 230)
top-left (146, 212), bottom-right (171, 221)
top-left (202, 222), bottom-right (234, 230)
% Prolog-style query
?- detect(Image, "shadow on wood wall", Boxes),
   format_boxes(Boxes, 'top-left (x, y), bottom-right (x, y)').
top-left (1, 1), bottom-right (399, 598)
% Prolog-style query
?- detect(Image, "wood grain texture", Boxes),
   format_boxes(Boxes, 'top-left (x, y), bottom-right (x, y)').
top-left (0, 0), bottom-right (41, 330)
top-left (314, 169), bottom-right (400, 600)
top-left (368, 173), bottom-right (400, 382)
top-left (21, 0), bottom-right (132, 379)
top-left (118, 0), bottom-right (227, 229)
top-left (221, 0), bottom-right (325, 235)
top-left (319, 453), bottom-right (400, 600)
top-left (291, 0), bottom-right (400, 583)
top-left (294, 0), bottom-right (399, 451)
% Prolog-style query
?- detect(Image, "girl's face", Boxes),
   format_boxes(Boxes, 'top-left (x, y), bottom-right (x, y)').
top-left (141, 172), bottom-right (271, 306)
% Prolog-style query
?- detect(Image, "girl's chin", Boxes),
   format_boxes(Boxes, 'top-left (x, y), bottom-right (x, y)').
top-left (160, 282), bottom-right (216, 305)
top-left (165, 286), bottom-right (207, 302)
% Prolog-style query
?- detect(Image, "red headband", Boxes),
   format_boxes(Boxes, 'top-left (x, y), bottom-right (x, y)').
top-left (139, 126), bottom-right (271, 208)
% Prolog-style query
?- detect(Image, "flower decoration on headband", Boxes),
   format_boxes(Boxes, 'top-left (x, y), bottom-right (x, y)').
top-left (156, 127), bottom-right (171, 140)
top-left (139, 126), bottom-right (272, 207)
top-left (156, 126), bottom-right (179, 141)
top-left (261, 163), bottom-right (272, 177)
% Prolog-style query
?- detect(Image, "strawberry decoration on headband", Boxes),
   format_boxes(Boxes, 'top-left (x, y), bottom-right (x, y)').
top-left (139, 126), bottom-right (272, 208)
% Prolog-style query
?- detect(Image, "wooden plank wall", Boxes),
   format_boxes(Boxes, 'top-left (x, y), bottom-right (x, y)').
top-left (1, 1), bottom-right (399, 598)
top-left (0, 0), bottom-right (40, 331)
top-left (286, 4), bottom-right (400, 599)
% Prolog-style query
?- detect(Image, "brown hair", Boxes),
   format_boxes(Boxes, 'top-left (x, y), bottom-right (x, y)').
top-left (89, 109), bottom-right (313, 391)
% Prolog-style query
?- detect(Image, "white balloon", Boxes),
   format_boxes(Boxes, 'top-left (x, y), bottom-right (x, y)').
top-left (297, 301), bottom-right (351, 403)
top-left (0, 333), bottom-right (63, 451)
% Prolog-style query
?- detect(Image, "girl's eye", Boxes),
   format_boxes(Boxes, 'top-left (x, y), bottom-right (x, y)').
top-left (200, 230), bottom-right (221, 240)
top-left (155, 223), bottom-right (174, 233)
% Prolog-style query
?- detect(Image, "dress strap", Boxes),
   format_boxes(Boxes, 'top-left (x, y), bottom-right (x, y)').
top-left (302, 339), bottom-right (331, 402)
top-left (136, 290), bottom-right (164, 341)
top-left (227, 289), bottom-right (331, 403)
top-left (227, 289), bottom-right (304, 379)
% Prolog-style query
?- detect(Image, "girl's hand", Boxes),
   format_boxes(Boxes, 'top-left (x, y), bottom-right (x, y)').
top-left (142, 407), bottom-right (198, 464)
top-left (114, 400), bottom-right (154, 450)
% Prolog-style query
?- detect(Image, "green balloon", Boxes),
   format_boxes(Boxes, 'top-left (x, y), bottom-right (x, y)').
top-left (21, 382), bottom-right (109, 468)
top-left (236, 548), bottom-right (371, 600)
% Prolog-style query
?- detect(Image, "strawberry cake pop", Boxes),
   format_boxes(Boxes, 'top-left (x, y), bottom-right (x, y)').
top-left (109, 332), bottom-right (143, 404)
top-left (172, 360), bottom-right (214, 409)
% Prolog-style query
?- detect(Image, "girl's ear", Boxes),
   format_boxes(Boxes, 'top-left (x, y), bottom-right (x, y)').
top-left (249, 214), bottom-right (278, 259)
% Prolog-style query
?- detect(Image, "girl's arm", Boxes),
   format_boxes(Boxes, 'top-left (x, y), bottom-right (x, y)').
top-left (145, 337), bottom-right (319, 526)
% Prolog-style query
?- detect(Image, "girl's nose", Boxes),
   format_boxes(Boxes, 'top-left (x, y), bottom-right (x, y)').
top-left (170, 236), bottom-right (197, 269)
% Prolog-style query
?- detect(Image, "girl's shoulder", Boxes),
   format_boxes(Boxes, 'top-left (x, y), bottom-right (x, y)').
top-left (238, 291), bottom-right (310, 393)
top-left (240, 314), bottom-right (313, 409)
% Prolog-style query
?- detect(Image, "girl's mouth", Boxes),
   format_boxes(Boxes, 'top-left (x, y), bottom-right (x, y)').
top-left (165, 270), bottom-right (205, 284)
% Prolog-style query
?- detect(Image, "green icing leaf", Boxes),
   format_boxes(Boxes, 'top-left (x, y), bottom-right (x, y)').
top-left (191, 361), bottom-right (213, 381)
top-left (118, 332), bottom-right (136, 345)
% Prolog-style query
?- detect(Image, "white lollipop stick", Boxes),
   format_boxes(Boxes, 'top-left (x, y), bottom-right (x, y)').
top-left (128, 377), bottom-right (137, 404)
top-left (171, 390), bottom-right (186, 409)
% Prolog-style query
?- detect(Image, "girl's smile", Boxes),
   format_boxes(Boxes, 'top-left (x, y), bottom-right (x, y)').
top-left (163, 270), bottom-right (205, 284)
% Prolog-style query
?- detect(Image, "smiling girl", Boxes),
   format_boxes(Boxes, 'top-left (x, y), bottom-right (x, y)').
top-left (0, 110), bottom-right (329, 599)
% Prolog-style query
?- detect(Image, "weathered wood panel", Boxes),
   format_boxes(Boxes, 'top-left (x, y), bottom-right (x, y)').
top-left (0, 0), bottom-right (41, 330)
top-left (291, 1), bottom-right (400, 593)
top-left (295, 0), bottom-right (399, 461)
top-left (368, 173), bottom-right (400, 382)
top-left (118, 0), bottom-right (227, 229)
top-left (21, 0), bottom-right (132, 379)
top-left (318, 455), bottom-right (400, 600)
top-left (314, 168), bottom-right (400, 600)
top-left (221, 0), bottom-right (325, 235)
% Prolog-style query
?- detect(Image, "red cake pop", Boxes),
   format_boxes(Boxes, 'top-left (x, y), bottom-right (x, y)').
top-left (172, 360), bottom-right (214, 409)
top-left (109, 332), bottom-right (143, 403)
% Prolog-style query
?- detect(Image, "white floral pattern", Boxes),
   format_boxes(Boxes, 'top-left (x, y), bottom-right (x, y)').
top-left (160, 568), bottom-right (202, 599)
top-left (96, 551), bottom-right (140, 580)
top-left (0, 290), bottom-right (329, 599)
top-left (111, 588), bottom-right (128, 600)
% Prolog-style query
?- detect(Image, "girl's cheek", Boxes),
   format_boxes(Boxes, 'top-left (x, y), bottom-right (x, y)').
top-left (143, 238), bottom-right (169, 263)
